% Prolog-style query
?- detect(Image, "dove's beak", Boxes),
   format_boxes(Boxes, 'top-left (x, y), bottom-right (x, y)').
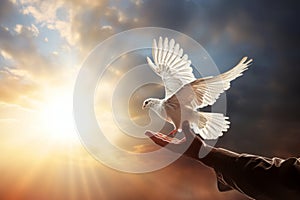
top-left (142, 105), bottom-right (145, 110)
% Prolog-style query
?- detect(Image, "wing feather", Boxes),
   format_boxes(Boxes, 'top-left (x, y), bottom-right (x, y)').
top-left (147, 37), bottom-right (196, 98)
top-left (166, 57), bottom-right (253, 109)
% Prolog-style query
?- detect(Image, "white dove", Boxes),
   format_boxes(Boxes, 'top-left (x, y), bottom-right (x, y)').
top-left (142, 37), bottom-right (252, 140)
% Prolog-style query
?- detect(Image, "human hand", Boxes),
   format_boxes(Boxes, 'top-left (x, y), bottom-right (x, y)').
top-left (145, 121), bottom-right (204, 159)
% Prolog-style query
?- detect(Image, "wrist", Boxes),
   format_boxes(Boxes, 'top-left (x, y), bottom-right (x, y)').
top-left (185, 140), bottom-right (216, 165)
top-left (184, 137), bottom-right (206, 159)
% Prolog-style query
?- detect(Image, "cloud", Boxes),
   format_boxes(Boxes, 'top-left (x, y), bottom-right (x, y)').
top-left (20, 0), bottom-right (76, 44)
top-left (0, 49), bottom-right (13, 60)
top-left (0, 69), bottom-right (40, 107)
top-left (126, 0), bottom-right (300, 157)
top-left (131, 0), bottom-right (143, 6)
top-left (0, 1), bottom-right (299, 199)
top-left (0, 0), bottom-right (298, 159)
top-left (16, 0), bottom-right (140, 56)
top-left (0, 22), bottom-right (71, 106)
top-left (68, 0), bottom-right (300, 158)
top-left (0, 25), bottom-right (61, 77)
top-left (14, 23), bottom-right (39, 37)
top-left (0, 25), bottom-right (40, 105)
top-left (0, 0), bottom-right (17, 23)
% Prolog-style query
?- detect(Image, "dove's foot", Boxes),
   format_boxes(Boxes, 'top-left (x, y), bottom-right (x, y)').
top-left (167, 129), bottom-right (178, 137)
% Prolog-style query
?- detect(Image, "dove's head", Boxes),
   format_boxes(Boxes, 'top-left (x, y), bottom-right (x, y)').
top-left (142, 98), bottom-right (160, 110)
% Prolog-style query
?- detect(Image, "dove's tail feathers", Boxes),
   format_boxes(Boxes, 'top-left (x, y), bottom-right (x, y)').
top-left (190, 112), bottom-right (230, 140)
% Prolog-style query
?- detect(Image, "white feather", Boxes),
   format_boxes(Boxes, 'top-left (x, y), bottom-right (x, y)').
top-left (146, 37), bottom-right (253, 140)
top-left (146, 37), bottom-right (196, 98)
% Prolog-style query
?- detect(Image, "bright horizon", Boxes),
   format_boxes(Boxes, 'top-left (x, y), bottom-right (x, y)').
top-left (0, 0), bottom-right (299, 199)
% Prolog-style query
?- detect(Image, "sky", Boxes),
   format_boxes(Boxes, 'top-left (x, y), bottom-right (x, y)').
top-left (0, 0), bottom-right (299, 199)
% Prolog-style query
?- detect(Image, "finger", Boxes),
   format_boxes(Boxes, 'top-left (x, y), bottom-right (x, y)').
top-left (152, 132), bottom-right (184, 144)
top-left (145, 131), bottom-right (181, 152)
top-left (145, 131), bottom-right (154, 138)
top-left (145, 131), bottom-right (169, 147)
top-left (182, 121), bottom-right (196, 141)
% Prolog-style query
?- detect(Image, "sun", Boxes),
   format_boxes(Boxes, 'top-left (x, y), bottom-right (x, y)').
top-left (39, 92), bottom-right (77, 143)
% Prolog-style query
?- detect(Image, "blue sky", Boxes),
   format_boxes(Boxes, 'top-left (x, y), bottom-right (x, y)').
top-left (0, 0), bottom-right (299, 199)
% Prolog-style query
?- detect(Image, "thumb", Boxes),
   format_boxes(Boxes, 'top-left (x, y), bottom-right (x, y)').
top-left (182, 121), bottom-right (195, 141)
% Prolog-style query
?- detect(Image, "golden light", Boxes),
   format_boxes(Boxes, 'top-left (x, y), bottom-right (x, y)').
top-left (38, 91), bottom-right (77, 143)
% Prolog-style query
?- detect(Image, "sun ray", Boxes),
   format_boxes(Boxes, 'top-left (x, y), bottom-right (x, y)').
top-left (67, 158), bottom-right (77, 200)
top-left (78, 164), bottom-right (93, 199)
top-left (7, 153), bottom-right (52, 199)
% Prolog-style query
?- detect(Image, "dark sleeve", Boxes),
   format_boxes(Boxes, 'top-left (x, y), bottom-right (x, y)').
top-left (200, 147), bottom-right (300, 200)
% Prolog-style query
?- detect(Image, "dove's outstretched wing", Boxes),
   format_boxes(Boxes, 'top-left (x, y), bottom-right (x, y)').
top-left (147, 37), bottom-right (196, 99)
top-left (164, 57), bottom-right (252, 139)
top-left (166, 57), bottom-right (253, 109)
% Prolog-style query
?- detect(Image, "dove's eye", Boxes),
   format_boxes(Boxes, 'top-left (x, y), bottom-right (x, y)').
top-left (145, 101), bottom-right (149, 105)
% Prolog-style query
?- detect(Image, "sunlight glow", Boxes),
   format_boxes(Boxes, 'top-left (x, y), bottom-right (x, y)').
top-left (39, 92), bottom-right (77, 143)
